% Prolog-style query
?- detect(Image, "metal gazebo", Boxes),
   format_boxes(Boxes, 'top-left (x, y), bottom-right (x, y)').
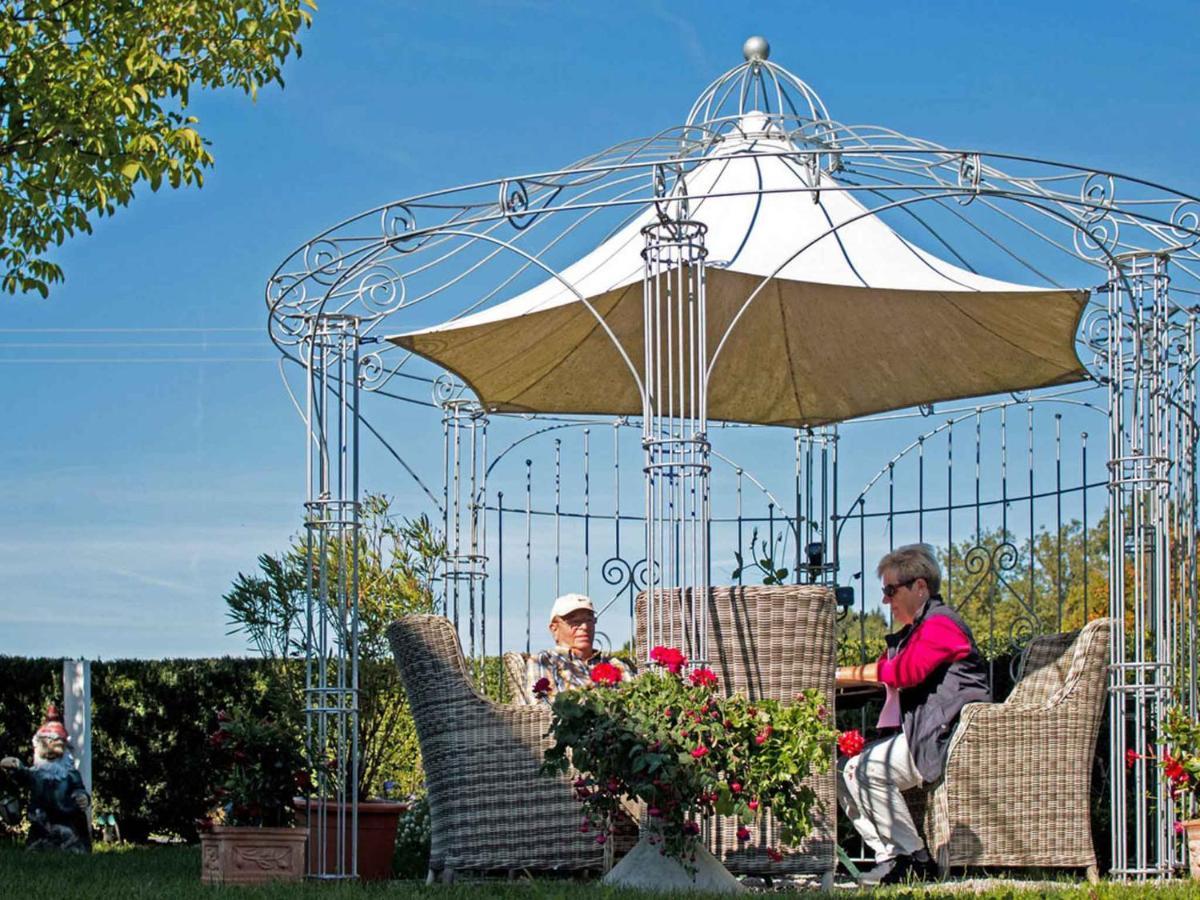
top-left (268, 37), bottom-right (1199, 879)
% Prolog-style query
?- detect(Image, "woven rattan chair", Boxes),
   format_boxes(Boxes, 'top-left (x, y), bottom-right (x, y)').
top-left (634, 584), bottom-right (837, 885)
top-left (916, 617), bottom-right (1112, 879)
top-left (388, 615), bottom-right (611, 880)
top-left (502, 650), bottom-right (528, 703)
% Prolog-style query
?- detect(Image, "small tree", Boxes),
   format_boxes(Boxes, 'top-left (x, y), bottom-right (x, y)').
top-left (224, 494), bottom-right (442, 797)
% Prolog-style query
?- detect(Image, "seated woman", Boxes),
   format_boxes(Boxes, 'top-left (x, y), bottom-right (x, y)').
top-left (835, 543), bottom-right (990, 885)
top-left (518, 593), bottom-right (636, 704)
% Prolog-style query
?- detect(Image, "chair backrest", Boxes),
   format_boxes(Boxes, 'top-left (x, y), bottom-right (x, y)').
top-left (1007, 617), bottom-right (1113, 710)
top-left (502, 651), bottom-right (529, 703)
top-left (388, 615), bottom-right (483, 721)
top-left (634, 584), bottom-right (836, 701)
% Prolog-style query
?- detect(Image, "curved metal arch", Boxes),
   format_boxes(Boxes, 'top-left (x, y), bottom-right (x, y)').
top-left (834, 393), bottom-right (1108, 544)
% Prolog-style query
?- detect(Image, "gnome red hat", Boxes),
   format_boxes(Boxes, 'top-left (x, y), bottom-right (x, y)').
top-left (35, 704), bottom-right (68, 741)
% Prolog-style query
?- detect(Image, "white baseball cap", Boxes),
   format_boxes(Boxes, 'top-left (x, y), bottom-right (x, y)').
top-left (549, 593), bottom-right (595, 623)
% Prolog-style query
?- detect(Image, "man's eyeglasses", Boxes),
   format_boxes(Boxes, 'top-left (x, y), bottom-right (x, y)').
top-left (882, 578), bottom-right (917, 598)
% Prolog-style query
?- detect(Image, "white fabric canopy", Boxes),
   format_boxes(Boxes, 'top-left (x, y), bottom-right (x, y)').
top-left (390, 114), bottom-right (1088, 426)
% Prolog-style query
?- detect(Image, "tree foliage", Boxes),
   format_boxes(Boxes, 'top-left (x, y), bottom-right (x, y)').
top-left (0, 0), bottom-right (315, 296)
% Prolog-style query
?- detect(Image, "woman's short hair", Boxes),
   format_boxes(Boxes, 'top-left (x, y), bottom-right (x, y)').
top-left (876, 543), bottom-right (941, 595)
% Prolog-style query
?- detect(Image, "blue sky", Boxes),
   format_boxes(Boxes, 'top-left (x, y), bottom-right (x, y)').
top-left (2, 1), bottom-right (1198, 659)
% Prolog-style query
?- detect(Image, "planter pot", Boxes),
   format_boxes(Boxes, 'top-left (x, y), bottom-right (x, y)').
top-left (199, 825), bottom-right (306, 885)
top-left (1184, 819), bottom-right (1200, 879)
top-left (293, 798), bottom-right (407, 881)
top-left (602, 833), bottom-right (744, 893)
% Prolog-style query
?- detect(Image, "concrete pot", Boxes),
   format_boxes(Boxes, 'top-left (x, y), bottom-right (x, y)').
top-left (199, 825), bottom-right (306, 885)
top-left (602, 833), bottom-right (745, 893)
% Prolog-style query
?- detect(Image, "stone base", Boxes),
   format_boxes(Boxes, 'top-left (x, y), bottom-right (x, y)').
top-left (602, 834), bottom-right (745, 893)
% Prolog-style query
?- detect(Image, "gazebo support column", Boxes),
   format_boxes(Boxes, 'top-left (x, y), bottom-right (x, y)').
top-left (641, 218), bottom-right (711, 665)
top-left (302, 313), bottom-right (362, 880)
top-left (1106, 253), bottom-right (1183, 879)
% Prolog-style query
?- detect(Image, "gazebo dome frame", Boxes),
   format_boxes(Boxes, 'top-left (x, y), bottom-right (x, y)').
top-left (267, 38), bottom-right (1199, 880)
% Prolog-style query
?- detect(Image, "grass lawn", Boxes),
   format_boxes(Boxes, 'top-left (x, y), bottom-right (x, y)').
top-left (2, 842), bottom-right (1198, 899)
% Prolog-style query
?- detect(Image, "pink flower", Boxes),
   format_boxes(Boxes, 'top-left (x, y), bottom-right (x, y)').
top-left (650, 646), bottom-right (688, 675)
top-left (689, 667), bottom-right (718, 688)
top-left (748, 799), bottom-right (759, 811)
top-left (755, 726), bottom-right (773, 746)
top-left (590, 662), bottom-right (623, 686)
top-left (838, 729), bottom-right (866, 758)
top-left (691, 746), bottom-right (709, 759)
top-left (730, 782), bottom-right (742, 794)
top-left (736, 826), bottom-right (751, 841)
top-left (533, 677), bottom-right (552, 698)
top-left (1176, 821), bottom-right (1186, 835)
top-left (595, 834), bottom-right (607, 845)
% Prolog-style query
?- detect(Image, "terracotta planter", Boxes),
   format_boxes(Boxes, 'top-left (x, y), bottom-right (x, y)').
top-left (199, 825), bottom-right (306, 885)
top-left (1183, 818), bottom-right (1200, 879)
top-left (293, 798), bottom-right (407, 881)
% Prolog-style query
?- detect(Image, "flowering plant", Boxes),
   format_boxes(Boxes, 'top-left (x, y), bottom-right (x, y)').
top-left (203, 709), bottom-right (311, 829)
top-left (1160, 706), bottom-right (1200, 808)
top-left (542, 645), bottom-right (837, 865)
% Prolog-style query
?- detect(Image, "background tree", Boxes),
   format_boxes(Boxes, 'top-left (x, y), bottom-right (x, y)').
top-left (0, 0), bottom-right (315, 296)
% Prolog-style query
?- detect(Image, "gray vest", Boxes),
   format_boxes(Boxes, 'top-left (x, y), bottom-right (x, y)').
top-left (887, 596), bottom-right (991, 783)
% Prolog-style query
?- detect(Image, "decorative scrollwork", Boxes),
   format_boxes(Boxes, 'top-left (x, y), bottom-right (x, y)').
top-left (955, 152), bottom-right (981, 206)
top-left (302, 238), bottom-right (350, 287)
top-left (1079, 173), bottom-right (1115, 226)
top-left (500, 178), bottom-right (537, 230)
top-left (432, 373), bottom-right (466, 406)
top-left (1170, 200), bottom-right (1200, 246)
top-left (381, 202), bottom-right (416, 241)
top-left (1073, 215), bottom-right (1120, 261)
top-left (354, 263), bottom-right (406, 316)
top-left (358, 351), bottom-right (386, 389)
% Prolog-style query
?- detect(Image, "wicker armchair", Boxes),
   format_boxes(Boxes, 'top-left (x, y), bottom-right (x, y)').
top-left (502, 650), bottom-right (528, 703)
top-left (916, 617), bottom-right (1112, 878)
top-left (388, 615), bottom-right (609, 879)
top-left (634, 584), bottom-right (837, 882)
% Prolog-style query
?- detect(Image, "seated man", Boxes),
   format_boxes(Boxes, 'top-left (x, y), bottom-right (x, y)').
top-left (518, 593), bottom-right (635, 704)
top-left (835, 543), bottom-right (991, 885)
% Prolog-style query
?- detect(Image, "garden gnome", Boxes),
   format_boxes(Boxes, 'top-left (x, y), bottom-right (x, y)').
top-left (0, 704), bottom-right (92, 852)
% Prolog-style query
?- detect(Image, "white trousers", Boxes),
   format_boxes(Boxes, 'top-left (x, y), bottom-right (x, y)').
top-left (837, 731), bottom-right (926, 863)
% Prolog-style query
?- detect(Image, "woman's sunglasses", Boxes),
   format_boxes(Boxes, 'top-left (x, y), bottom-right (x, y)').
top-left (881, 578), bottom-right (917, 597)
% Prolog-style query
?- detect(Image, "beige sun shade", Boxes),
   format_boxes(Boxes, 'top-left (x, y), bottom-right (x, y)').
top-left (390, 115), bottom-right (1089, 427)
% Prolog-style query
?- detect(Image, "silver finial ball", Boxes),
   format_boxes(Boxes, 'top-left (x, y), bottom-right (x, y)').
top-left (742, 36), bottom-right (770, 62)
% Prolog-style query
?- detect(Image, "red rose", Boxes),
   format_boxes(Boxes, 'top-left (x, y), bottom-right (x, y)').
top-left (1125, 749), bottom-right (1140, 769)
top-left (691, 746), bottom-right (709, 759)
top-left (730, 782), bottom-right (742, 794)
top-left (766, 847), bottom-right (783, 862)
top-left (682, 821), bottom-right (701, 836)
top-left (689, 668), bottom-right (718, 688)
top-left (1164, 755), bottom-right (1188, 784)
top-left (838, 729), bottom-right (866, 757)
top-left (650, 646), bottom-right (688, 675)
top-left (748, 799), bottom-right (759, 811)
top-left (755, 726), bottom-right (773, 745)
top-left (736, 825), bottom-right (751, 841)
top-left (533, 677), bottom-right (552, 697)
top-left (590, 662), bottom-right (623, 686)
